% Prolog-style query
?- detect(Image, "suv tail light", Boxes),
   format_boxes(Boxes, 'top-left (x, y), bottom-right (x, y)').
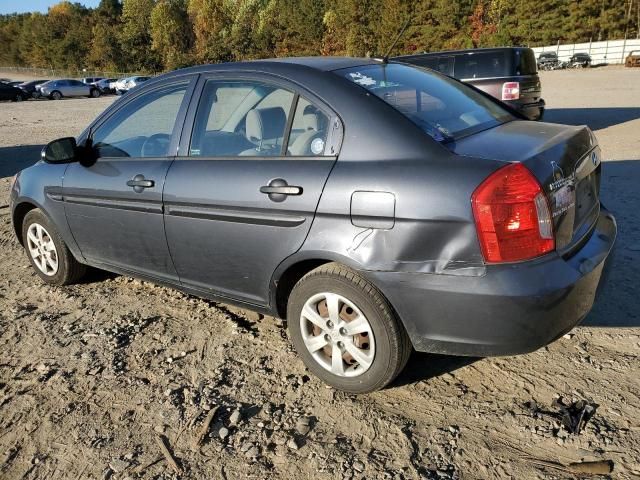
top-left (472, 163), bottom-right (554, 263)
top-left (501, 81), bottom-right (520, 100)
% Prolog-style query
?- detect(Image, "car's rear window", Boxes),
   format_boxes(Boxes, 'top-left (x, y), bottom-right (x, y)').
top-left (337, 63), bottom-right (514, 142)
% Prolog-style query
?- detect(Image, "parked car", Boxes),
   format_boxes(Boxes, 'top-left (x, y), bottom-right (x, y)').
top-left (94, 78), bottom-right (118, 94)
top-left (10, 58), bottom-right (616, 393)
top-left (39, 79), bottom-right (101, 99)
top-left (568, 52), bottom-right (591, 68)
top-left (18, 79), bottom-right (48, 98)
top-left (537, 51), bottom-right (560, 70)
top-left (625, 50), bottom-right (640, 67)
top-left (0, 81), bottom-right (28, 101)
top-left (396, 47), bottom-right (545, 120)
top-left (115, 75), bottom-right (151, 94)
top-left (80, 77), bottom-right (104, 85)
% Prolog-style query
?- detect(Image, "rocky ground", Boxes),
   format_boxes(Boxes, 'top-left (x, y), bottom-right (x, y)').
top-left (0, 67), bottom-right (639, 479)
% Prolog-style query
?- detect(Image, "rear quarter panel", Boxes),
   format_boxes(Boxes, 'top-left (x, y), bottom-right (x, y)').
top-left (282, 77), bottom-right (507, 278)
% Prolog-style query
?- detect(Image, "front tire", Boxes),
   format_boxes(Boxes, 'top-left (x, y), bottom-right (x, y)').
top-left (14, 93), bottom-right (23, 102)
top-left (51, 91), bottom-right (62, 100)
top-left (90, 88), bottom-right (100, 98)
top-left (287, 263), bottom-right (412, 393)
top-left (22, 209), bottom-right (86, 285)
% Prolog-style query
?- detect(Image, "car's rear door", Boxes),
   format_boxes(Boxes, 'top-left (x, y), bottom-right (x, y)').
top-left (63, 76), bottom-right (197, 281)
top-left (163, 73), bottom-right (342, 306)
top-left (69, 80), bottom-right (88, 96)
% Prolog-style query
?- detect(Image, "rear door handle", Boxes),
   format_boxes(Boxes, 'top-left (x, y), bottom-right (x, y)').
top-left (127, 174), bottom-right (155, 193)
top-left (260, 178), bottom-right (302, 202)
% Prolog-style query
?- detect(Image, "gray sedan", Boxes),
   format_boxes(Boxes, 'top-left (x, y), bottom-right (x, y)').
top-left (10, 58), bottom-right (616, 393)
top-left (39, 79), bottom-right (101, 99)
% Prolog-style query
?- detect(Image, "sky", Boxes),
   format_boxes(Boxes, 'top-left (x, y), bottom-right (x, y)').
top-left (0, 0), bottom-right (101, 14)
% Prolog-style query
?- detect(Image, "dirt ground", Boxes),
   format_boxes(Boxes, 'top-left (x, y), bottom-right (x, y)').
top-left (0, 67), bottom-right (638, 480)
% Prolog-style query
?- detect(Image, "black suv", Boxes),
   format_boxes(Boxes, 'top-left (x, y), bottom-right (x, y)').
top-left (569, 52), bottom-right (591, 68)
top-left (537, 52), bottom-right (560, 70)
top-left (396, 47), bottom-right (545, 120)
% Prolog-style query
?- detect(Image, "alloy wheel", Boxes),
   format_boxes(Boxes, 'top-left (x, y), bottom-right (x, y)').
top-left (299, 292), bottom-right (375, 377)
top-left (26, 223), bottom-right (58, 276)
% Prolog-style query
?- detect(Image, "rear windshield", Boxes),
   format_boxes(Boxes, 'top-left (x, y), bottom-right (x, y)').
top-left (337, 63), bottom-right (514, 142)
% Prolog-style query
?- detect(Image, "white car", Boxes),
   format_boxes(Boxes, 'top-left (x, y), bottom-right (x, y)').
top-left (114, 76), bottom-right (151, 95)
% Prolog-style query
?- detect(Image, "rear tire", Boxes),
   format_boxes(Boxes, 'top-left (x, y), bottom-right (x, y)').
top-left (90, 88), bottom-right (100, 98)
top-left (287, 263), bottom-right (412, 393)
top-left (22, 209), bottom-right (86, 286)
top-left (14, 93), bottom-right (23, 102)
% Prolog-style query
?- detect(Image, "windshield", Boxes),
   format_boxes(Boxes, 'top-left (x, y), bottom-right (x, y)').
top-left (337, 63), bottom-right (514, 142)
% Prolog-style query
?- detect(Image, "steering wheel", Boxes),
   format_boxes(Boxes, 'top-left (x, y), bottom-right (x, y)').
top-left (141, 133), bottom-right (171, 157)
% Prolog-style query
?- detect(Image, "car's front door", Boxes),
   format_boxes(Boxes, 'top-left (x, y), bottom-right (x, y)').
top-left (63, 77), bottom-right (196, 281)
top-left (163, 75), bottom-right (342, 306)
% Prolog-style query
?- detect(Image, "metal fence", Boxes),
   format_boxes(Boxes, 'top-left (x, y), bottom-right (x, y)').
top-left (0, 65), bottom-right (150, 80)
top-left (531, 38), bottom-right (640, 65)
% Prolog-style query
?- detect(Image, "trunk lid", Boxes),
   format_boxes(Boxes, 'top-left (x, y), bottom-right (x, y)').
top-left (449, 120), bottom-right (601, 254)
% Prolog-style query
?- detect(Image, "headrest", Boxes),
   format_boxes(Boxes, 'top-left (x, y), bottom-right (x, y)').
top-left (302, 104), bottom-right (323, 131)
top-left (246, 107), bottom-right (287, 144)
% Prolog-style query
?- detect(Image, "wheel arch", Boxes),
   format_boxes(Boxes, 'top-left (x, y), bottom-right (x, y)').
top-left (12, 201), bottom-right (39, 246)
top-left (271, 252), bottom-right (368, 320)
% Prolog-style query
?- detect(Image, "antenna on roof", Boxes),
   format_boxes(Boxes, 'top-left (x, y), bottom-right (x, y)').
top-left (381, 15), bottom-right (412, 63)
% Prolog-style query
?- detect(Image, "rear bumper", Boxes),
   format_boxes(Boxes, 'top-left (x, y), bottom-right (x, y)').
top-left (365, 207), bottom-right (616, 357)
top-left (506, 98), bottom-right (545, 120)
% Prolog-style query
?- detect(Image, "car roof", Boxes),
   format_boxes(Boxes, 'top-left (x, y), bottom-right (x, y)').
top-left (161, 56), bottom-right (380, 79)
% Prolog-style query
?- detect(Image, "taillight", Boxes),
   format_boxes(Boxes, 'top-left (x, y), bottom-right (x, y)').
top-left (472, 163), bottom-right (554, 263)
top-left (502, 81), bottom-right (520, 100)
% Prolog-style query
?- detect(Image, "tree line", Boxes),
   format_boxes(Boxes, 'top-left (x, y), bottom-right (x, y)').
top-left (1, 0), bottom-right (639, 74)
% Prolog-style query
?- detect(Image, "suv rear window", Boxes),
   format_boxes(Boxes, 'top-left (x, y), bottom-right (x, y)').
top-left (454, 51), bottom-right (511, 78)
top-left (516, 49), bottom-right (537, 75)
top-left (337, 63), bottom-right (513, 142)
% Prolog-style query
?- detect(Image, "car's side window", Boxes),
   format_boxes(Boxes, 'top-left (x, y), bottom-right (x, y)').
top-left (189, 80), bottom-right (294, 157)
top-left (92, 83), bottom-right (188, 159)
top-left (287, 97), bottom-right (331, 156)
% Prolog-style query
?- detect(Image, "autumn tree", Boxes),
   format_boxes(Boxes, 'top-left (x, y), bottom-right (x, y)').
top-left (1, 0), bottom-right (639, 72)
top-left (188, 0), bottom-right (232, 63)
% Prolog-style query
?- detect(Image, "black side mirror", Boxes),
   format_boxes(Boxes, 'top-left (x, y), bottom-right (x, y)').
top-left (41, 137), bottom-right (78, 164)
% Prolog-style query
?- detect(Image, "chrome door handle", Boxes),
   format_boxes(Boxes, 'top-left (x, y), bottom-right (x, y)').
top-left (259, 186), bottom-right (302, 195)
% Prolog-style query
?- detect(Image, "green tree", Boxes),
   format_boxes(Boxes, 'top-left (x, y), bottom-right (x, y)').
top-left (229, 0), bottom-right (268, 60)
top-left (119, 0), bottom-right (159, 70)
top-left (151, 0), bottom-right (192, 69)
top-left (87, 0), bottom-right (123, 70)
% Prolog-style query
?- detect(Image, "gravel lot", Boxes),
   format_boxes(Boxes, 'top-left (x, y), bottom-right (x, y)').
top-left (0, 67), bottom-right (639, 480)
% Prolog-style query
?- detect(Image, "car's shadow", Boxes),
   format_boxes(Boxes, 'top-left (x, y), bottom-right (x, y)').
top-left (391, 352), bottom-right (479, 388)
top-left (0, 144), bottom-right (43, 178)
top-left (544, 107), bottom-right (640, 130)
